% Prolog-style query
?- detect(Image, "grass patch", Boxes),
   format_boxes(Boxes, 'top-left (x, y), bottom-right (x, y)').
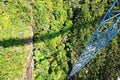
top-left (0, 1), bottom-right (32, 79)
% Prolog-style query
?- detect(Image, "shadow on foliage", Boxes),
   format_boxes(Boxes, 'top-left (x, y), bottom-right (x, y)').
top-left (0, 17), bottom-right (98, 48)
top-left (0, 15), bottom-right (100, 80)
top-left (0, 7), bottom-right (103, 80)
top-left (0, 37), bottom-right (32, 48)
top-left (0, 26), bottom-right (72, 48)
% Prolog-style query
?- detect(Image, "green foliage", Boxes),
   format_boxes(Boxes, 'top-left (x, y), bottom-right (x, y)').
top-left (33, 0), bottom-right (120, 80)
top-left (33, 0), bottom-right (71, 79)
top-left (67, 0), bottom-right (120, 80)
top-left (0, 0), bottom-right (32, 79)
top-left (1, 0), bottom-right (119, 80)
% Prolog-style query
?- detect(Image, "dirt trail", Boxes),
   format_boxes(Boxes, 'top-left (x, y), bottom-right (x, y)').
top-left (22, 1), bottom-right (34, 80)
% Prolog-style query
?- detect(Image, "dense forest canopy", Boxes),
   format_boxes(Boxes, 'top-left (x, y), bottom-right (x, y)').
top-left (33, 0), bottom-right (120, 80)
top-left (0, 0), bottom-right (120, 80)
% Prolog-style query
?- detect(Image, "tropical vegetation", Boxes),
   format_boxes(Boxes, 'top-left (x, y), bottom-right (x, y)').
top-left (0, 0), bottom-right (120, 80)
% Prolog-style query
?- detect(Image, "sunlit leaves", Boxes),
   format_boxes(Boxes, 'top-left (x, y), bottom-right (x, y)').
top-left (0, 0), bottom-right (32, 79)
top-left (33, 0), bottom-right (120, 80)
